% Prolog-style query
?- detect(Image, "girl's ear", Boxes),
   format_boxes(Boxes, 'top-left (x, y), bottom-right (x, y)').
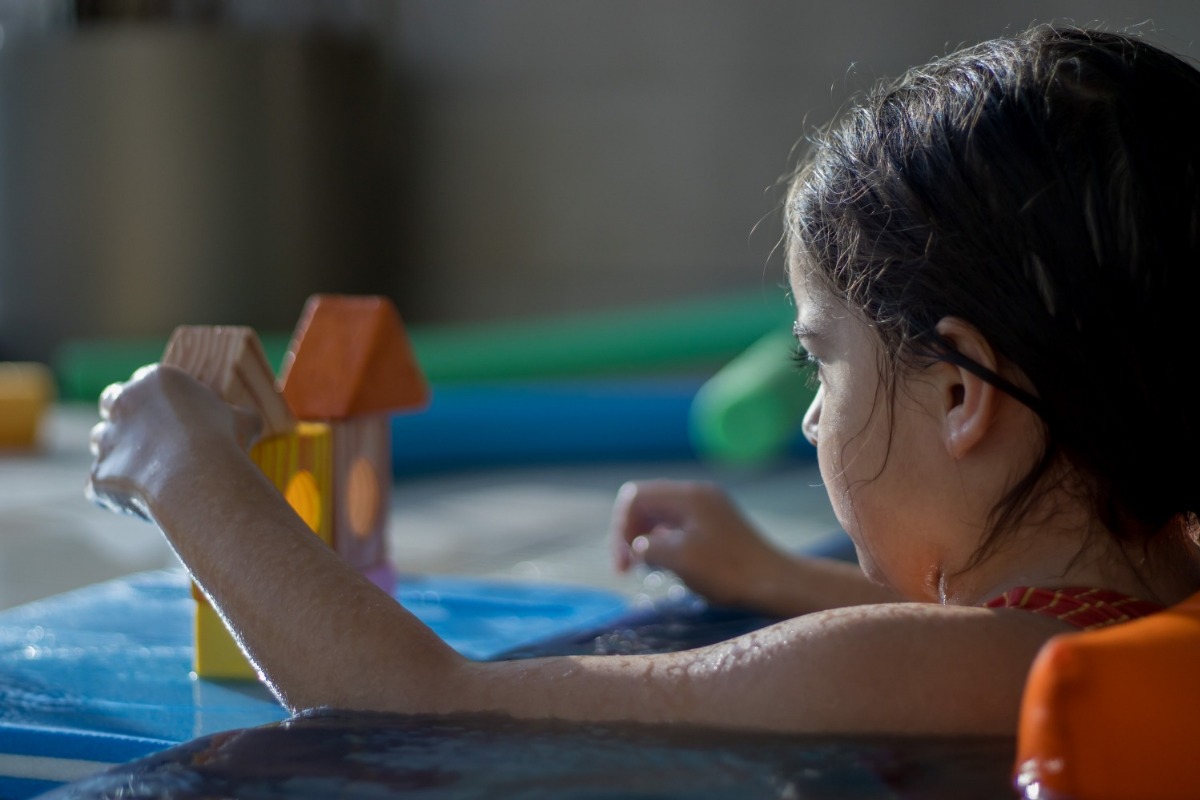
top-left (932, 317), bottom-right (1001, 460)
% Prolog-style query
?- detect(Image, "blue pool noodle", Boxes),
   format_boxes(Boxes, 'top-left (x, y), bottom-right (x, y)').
top-left (390, 380), bottom-right (703, 474)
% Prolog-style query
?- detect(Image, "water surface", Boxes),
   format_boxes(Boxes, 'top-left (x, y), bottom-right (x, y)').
top-left (44, 707), bottom-right (1017, 799)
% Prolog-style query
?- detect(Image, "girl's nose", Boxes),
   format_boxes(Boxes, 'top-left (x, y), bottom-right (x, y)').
top-left (801, 385), bottom-right (822, 447)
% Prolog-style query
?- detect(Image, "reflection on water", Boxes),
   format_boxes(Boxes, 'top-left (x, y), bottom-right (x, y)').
top-left (44, 707), bottom-right (1016, 800)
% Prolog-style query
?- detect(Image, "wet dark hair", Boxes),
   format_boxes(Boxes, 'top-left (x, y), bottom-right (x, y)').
top-left (787, 25), bottom-right (1200, 563)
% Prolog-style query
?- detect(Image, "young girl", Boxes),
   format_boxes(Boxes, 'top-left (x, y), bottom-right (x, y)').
top-left (88, 25), bottom-right (1200, 736)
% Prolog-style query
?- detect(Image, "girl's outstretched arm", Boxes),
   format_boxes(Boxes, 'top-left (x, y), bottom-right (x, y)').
top-left (88, 365), bottom-right (1059, 735)
top-left (610, 480), bottom-right (901, 615)
top-left (87, 365), bottom-right (466, 713)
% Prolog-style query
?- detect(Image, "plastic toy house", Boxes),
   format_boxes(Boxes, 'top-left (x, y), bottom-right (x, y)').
top-left (161, 295), bottom-right (428, 681)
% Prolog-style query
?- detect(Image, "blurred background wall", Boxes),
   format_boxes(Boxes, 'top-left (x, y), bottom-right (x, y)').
top-left (0, 0), bottom-right (1197, 364)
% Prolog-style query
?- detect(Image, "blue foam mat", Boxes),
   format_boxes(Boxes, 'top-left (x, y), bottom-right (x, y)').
top-left (1, 533), bottom-right (858, 798)
top-left (0, 726), bottom-right (172, 800)
top-left (0, 569), bottom-right (631, 798)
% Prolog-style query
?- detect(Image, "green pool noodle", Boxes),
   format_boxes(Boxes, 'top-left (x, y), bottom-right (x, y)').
top-left (53, 289), bottom-right (796, 402)
top-left (408, 290), bottom-right (794, 382)
top-left (689, 328), bottom-right (817, 463)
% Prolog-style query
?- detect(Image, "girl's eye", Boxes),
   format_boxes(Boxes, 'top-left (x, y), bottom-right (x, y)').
top-left (791, 347), bottom-right (823, 389)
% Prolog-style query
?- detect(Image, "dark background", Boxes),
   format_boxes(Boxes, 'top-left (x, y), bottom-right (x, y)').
top-left (1, 0), bottom-right (1195, 363)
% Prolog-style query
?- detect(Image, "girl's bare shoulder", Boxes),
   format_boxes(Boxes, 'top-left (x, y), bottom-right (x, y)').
top-left (797, 597), bottom-right (1075, 635)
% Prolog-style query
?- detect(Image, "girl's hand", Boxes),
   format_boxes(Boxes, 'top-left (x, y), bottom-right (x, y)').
top-left (608, 479), bottom-right (786, 609)
top-left (87, 364), bottom-right (263, 521)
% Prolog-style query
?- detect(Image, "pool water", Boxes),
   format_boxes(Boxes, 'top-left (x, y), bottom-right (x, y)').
top-left (495, 593), bottom-right (787, 659)
top-left (42, 595), bottom-right (1019, 799)
top-left (23, 571), bottom-right (1020, 799)
top-left (42, 707), bottom-right (1017, 799)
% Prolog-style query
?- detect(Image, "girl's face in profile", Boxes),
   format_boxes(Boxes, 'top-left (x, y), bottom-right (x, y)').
top-left (790, 263), bottom-right (971, 601)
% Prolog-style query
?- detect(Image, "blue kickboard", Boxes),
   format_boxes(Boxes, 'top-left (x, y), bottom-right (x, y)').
top-left (0, 569), bottom-right (631, 797)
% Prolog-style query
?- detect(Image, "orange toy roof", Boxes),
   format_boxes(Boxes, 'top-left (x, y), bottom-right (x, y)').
top-left (279, 294), bottom-right (429, 420)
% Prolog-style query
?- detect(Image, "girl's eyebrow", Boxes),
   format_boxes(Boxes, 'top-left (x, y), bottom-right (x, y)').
top-left (792, 321), bottom-right (821, 340)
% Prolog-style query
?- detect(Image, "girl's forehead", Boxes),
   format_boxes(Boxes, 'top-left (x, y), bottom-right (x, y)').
top-left (789, 262), bottom-right (877, 352)
top-left (789, 262), bottom-right (835, 319)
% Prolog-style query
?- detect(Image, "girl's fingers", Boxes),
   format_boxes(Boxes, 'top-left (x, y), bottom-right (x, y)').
top-left (98, 382), bottom-right (123, 421)
top-left (100, 363), bottom-right (161, 421)
top-left (612, 534), bottom-right (636, 573)
top-left (615, 533), bottom-right (652, 572)
top-left (639, 527), bottom-right (689, 570)
top-left (89, 421), bottom-right (107, 458)
top-left (609, 483), bottom-right (644, 570)
top-left (609, 480), bottom-right (703, 571)
top-left (612, 481), bottom-right (682, 532)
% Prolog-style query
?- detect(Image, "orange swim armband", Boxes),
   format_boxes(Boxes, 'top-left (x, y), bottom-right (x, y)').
top-left (1015, 591), bottom-right (1200, 799)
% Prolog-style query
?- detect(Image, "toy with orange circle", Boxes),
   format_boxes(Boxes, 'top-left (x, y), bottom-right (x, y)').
top-left (1014, 589), bottom-right (1200, 799)
top-left (161, 294), bottom-right (429, 681)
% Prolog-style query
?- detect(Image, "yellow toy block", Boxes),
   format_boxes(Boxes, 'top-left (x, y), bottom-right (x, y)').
top-left (250, 422), bottom-right (334, 547)
top-left (0, 362), bottom-right (55, 449)
top-left (194, 600), bottom-right (258, 681)
top-left (193, 422), bottom-right (333, 679)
